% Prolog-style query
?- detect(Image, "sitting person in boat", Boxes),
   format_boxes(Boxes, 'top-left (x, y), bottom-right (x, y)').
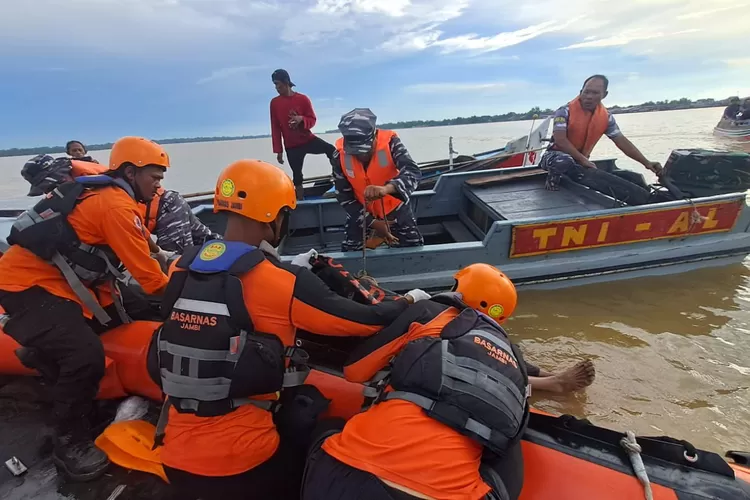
top-left (150, 158), bottom-right (430, 500)
top-left (0, 137), bottom-right (170, 482)
top-left (738, 98), bottom-right (750, 121)
top-left (140, 187), bottom-right (221, 253)
top-left (541, 75), bottom-right (662, 191)
top-left (723, 97), bottom-right (742, 120)
top-left (303, 263), bottom-right (594, 500)
top-left (66, 140), bottom-right (100, 163)
top-left (332, 108), bottom-right (424, 251)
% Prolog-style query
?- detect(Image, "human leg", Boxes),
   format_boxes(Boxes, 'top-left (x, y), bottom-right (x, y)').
top-left (164, 434), bottom-right (305, 500)
top-left (0, 286), bottom-right (109, 481)
top-left (481, 441), bottom-right (524, 500)
top-left (528, 360), bottom-right (595, 394)
top-left (286, 144), bottom-right (308, 199)
top-left (304, 136), bottom-right (336, 160)
top-left (540, 151), bottom-right (582, 191)
top-left (302, 448), bottom-right (420, 500)
top-left (387, 203), bottom-right (423, 248)
top-left (341, 212), bottom-right (366, 252)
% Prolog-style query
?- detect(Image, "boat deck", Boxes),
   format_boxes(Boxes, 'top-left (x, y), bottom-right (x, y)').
top-left (466, 175), bottom-right (609, 221)
top-left (276, 172), bottom-right (620, 256)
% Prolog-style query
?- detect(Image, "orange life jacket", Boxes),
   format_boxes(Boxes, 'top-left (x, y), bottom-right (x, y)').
top-left (336, 129), bottom-right (401, 219)
top-left (70, 159), bottom-right (108, 177)
top-left (566, 98), bottom-right (609, 158)
top-left (141, 187), bottom-right (165, 233)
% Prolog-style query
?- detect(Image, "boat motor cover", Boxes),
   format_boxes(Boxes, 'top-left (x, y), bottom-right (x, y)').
top-left (381, 295), bottom-right (530, 456)
top-left (662, 149), bottom-right (750, 198)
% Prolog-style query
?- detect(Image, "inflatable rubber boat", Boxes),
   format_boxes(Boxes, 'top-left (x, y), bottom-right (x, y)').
top-left (1, 291), bottom-right (750, 499)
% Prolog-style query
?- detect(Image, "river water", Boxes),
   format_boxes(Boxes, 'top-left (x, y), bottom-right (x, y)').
top-left (1, 107), bottom-right (749, 455)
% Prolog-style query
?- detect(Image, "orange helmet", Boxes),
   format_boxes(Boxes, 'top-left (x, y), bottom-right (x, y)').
top-left (109, 136), bottom-right (170, 171)
top-left (214, 159), bottom-right (297, 222)
top-left (453, 264), bottom-right (517, 323)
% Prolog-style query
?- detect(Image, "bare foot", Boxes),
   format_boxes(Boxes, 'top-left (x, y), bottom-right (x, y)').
top-left (529, 360), bottom-right (595, 394)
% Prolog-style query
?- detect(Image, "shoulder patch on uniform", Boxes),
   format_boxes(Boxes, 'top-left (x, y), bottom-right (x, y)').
top-left (200, 241), bottom-right (227, 261)
top-left (553, 116), bottom-right (567, 124)
top-left (220, 179), bottom-right (235, 197)
top-left (134, 215), bottom-right (143, 230)
top-left (487, 304), bottom-right (504, 319)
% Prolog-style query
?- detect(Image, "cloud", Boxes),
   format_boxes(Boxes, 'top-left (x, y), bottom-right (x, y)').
top-left (310, 0), bottom-right (412, 17)
top-left (404, 81), bottom-right (509, 94)
top-left (197, 65), bottom-right (262, 85)
top-left (559, 30), bottom-right (701, 50)
top-left (432, 21), bottom-right (564, 53)
top-left (725, 58), bottom-right (750, 68)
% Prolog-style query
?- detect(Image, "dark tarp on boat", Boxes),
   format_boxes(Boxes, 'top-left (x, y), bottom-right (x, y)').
top-left (662, 149), bottom-right (750, 198)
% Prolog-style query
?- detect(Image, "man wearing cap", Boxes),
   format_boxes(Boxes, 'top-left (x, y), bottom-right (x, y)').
top-left (270, 69), bottom-right (335, 200)
top-left (332, 108), bottom-right (423, 252)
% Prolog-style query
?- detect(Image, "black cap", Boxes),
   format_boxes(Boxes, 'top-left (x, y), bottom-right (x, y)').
top-left (272, 69), bottom-right (295, 87)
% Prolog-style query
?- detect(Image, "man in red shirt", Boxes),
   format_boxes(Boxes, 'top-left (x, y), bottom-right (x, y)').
top-left (270, 69), bottom-right (334, 200)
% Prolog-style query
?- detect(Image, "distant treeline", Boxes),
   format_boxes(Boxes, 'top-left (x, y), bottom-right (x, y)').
top-left (325, 97), bottom-right (732, 133)
top-left (0, 134), bottom-right (270, 158)
top-left (2, 96), bottom-right (733, 157)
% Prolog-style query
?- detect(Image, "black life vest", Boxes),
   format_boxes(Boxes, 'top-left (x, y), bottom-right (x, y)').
top-left (6, 174), bottom-right (134, 324)
top-left (148, 240), bottom-right (310, 419)
top-left (377, 293), bottom-right (530, 456)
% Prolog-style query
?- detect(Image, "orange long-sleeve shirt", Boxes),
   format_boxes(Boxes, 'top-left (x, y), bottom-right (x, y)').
top-left (0, 185), bottom-right (168, 318)
top-left (160, 247), bottom-right (409, 477)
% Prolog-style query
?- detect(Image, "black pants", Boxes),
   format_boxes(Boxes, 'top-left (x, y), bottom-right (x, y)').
top-left (302, 449), bottom-right (421, 500)
top-left (286, 136), bottom-right (335, 186)
top-left (302, 438), bottom-right (524, 500)
top-left (0, 285), bottom-right (156, 412)
top-left (164, 439), bottom-right (303, 500)
top-left (0, 287), bottom-right (108, 414)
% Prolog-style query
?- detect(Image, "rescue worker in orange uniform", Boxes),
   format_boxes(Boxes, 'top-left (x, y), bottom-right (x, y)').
top-left (149, 159), bottom-right (430, 500)
top-left (541, 74), bottom-right (662, 191)
top-left (0, 136), bottom-right (170, 482)
top-left (332, 108), bottom-right (424, 251)
top-left (303, 265), bottom-right (541, 500)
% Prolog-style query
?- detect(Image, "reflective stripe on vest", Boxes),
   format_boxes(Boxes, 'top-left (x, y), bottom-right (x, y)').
top-left (155, 240), bottom-right (311, 419)
top-left (335, 130), bottom-right (402, 218)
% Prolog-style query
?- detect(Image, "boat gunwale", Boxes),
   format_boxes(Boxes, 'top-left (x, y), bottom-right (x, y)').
top-left (189, 173), bottom-right (749, 230)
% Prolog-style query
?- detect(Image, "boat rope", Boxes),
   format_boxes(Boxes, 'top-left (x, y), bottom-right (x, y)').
top-left (620, 431), bottom-right (653, 500)
top-left (686, 198), bottom-right (707, 230)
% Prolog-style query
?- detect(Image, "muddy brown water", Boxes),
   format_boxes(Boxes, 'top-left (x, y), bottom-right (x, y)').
top-left (512, 263), bottom-right (750, 454)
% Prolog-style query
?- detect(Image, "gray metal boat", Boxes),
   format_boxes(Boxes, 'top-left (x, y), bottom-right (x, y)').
top-left (185, 157), bottom-right (750, 292)
top-left (2, 151), bottom-right (749, 293)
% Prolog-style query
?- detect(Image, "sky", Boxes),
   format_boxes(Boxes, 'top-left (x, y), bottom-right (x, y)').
top-left (1, 0), bottom-right (749, 148)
